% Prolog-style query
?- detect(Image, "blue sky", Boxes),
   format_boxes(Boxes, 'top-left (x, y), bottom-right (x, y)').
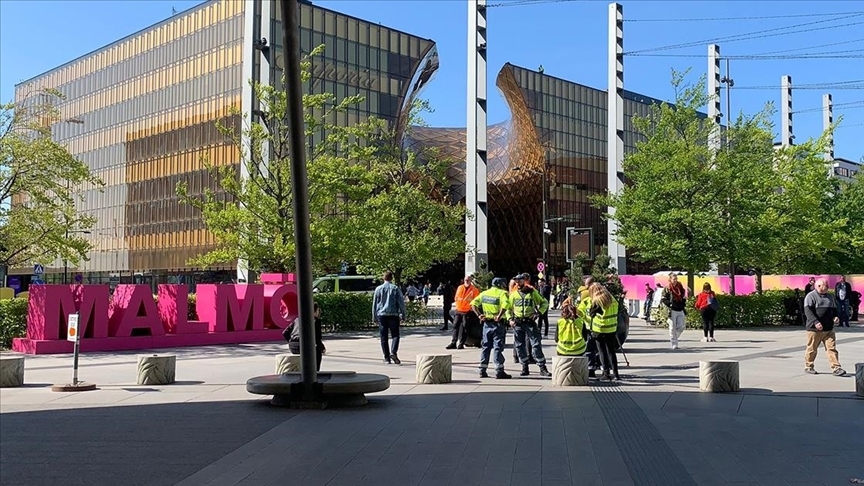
top-left (1, 0), bottom-right (862, 159)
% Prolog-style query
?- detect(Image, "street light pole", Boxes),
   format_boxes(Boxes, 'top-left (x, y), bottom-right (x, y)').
top-left (542, 148), bottom-right (549, 270)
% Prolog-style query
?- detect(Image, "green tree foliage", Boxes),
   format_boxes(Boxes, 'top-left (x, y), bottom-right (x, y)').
top-left (0, 88), bottom-right (102, 269)
top-left (594, 71), bottom-right (715, 293)
top-left (180, 47), bottom-right (466, 281)
top-left (822, 170), bottom-right (864, 273)
top-left (350, 100), bottom-right (467, 285)
top-left (471, 257), bottom-right (494, 291)
top-left (177, 46), bottom-right (379, 274)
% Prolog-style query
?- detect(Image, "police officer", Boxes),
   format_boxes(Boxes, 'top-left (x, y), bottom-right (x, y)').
top-left (508, 273), bottom-right (551, 377)
top-left (471, 278), bottom-right (512, 379)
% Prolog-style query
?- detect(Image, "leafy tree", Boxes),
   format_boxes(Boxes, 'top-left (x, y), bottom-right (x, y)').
top-left (590, 246), bottom-right (625, 301)
top-left (830, 171), bottom-right (864, 273)
top-left (351, 100), bottom-right (467, 285)
top-left (595, 71), bottom-right (716, 294)
top-left (471, 257), bottom-right (494, 290)
top-left (0, 88), bottom-right (101, 269)
top-left (178, 46), bottom-right (378, 274)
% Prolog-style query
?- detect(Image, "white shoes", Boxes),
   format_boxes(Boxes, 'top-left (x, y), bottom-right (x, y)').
top-left (701, 337), bottom-right (709, 342)
top-left (671, 344), bottom-right (679, 350)
top-left (701, 337), bottom-right (717, 343)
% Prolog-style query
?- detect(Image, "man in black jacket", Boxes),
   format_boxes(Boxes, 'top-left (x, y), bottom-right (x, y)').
top-left (440, 281), bottom-right (455, 331)
top-left (803, 279), bottom-right (846, 376)
top-left (834, 276), bottom-right (852, 328)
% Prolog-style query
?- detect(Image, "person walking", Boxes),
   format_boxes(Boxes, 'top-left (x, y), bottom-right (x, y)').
top-left (834, 276), bottom-right (852, 328)
top-left (643, 283), bottom-right (655, 320)
top-left (372, 271), bottom-right (406, 365)
top-left (448, 274), bottom-right (480, 350)
top-left (662, 273), bottom-right (687, 349)
top-left (803, 278), bottom-right (847, 376)
top-left (538, 278), bottom-right (552, 337)
top-left (555, 302), bottom-right (587, 358)
top-left (422, 283), bottom-right (431, 306)
top-left (804, 277), bottom-right (816, 295)
top-left (694, 283), bottom-right (719, 342)
top-left (283, 302), bottom-right (326, 371)
top-left (586, 283), bottom-right (621, 381)
top-left (471, 278), bottom-right (512, 379)
top-left (440, 280), bottom-right (454, 331)
top-left (508, 273), bottom-right (551, 377)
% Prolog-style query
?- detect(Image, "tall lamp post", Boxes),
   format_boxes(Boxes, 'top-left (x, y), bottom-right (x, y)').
top-left (513, 159), bottom-right (550, 270)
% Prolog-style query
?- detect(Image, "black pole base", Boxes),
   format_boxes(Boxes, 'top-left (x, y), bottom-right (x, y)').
top-left (51, 382), bottom-right (97, 392)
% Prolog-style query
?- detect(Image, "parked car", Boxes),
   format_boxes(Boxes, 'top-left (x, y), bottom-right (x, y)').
top-left (312, 275), bottom-right (379, 294)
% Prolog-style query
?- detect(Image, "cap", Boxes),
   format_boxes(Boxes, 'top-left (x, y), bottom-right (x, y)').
top-left (513, 274), bottom-right (526, 281)
top-left (520, 272), bottom-right (531, 280)
top-left (492, 278), bottom-right (507, 288)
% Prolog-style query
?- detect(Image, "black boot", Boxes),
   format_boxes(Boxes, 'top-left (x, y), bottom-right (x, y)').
top-left (480, 369), bottom-right (489, 378)
top-left (538, 365), bottom-right (551, 377)
top-left (496, 370), bottom-right (512, 379)
top-left (588, 369), bottom-right (597, 378)
top-left (520, 364), bottom-right (530, 376)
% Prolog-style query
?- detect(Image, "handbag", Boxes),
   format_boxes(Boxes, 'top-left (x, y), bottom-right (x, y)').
top-left (708, 295), bottom-right (719, 311)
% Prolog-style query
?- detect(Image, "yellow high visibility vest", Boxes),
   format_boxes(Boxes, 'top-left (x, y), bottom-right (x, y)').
top-left (556, 317), bottom-right (587, 356)
top-left (590, 301), bottom-right (619, 334)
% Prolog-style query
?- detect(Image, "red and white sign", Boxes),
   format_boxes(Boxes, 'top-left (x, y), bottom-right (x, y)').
top-left (67, 314), bottom-right (80, 343)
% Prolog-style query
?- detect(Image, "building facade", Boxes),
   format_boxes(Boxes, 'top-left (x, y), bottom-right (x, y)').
top-left (410, 63), bottom-right (663, 278)
top-left (12, 0), bottom-right (437, 288)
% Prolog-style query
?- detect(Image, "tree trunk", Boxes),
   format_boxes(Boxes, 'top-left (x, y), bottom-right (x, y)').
top-left (729, 261), bottom-right (737, 296)
top-left (394, 268), bottom-right (403, 288)
top-left (755, 268), bottom-right (763, 295)
top-left (686, 269), bottom-right (695, 298)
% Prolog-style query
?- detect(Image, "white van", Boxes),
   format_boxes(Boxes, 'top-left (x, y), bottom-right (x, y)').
top-left (312, 275), bottom-right (379, 294)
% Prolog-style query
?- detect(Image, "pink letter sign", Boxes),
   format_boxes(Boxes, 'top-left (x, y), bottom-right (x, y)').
top-left (110, 285), bottom-right (166, 337)
top-left (157, 284), bottom-right (208, 334)
top-left (25, 285), bottom-right (109, 340)
top-left (195, 284), bottom-right (266, 332)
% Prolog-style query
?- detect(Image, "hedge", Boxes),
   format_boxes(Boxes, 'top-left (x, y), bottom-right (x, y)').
top-left (650, 290), bottom-right (799, 329)
top-left (314, 292), bottom-right (433, 332)
top-left (0, 298), bottom-right (28, 349)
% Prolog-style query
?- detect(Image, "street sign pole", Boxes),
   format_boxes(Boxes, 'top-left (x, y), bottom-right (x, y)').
top-left (51, 313), bottom-right (96, 392)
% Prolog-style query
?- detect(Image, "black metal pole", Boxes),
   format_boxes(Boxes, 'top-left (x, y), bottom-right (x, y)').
top-left (281, 0), bottom-right (317, 391)
top-left (542, 149), bottom-right (548, 269)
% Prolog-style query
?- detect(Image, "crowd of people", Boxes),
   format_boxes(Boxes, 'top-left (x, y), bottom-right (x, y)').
top-left (282, 270), bottom-right (856, 382)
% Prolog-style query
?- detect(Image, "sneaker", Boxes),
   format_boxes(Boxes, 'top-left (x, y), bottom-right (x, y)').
top-left (804, 368), bottom-right (817, 375)
top-left (496, 370), bottom-right (512, 379)
top-left (613, 374), bottom-right (621, 381)
top-left (383, 358), bottom-right (391, 364)
top-left (480, 369), bottom-right (489, 378)
top-left (701, 337), bottom-right (709, 343)
top-left (440, 326), bottom-right (448, 331)
top-left (539, 366), bottom-right (552, 377)
top-left (445, 343), bottom-right (457, 350)
top-left (671, 344), bottom-right (679, 350)
top-left (832, 368), bottom-right (847, 377)
top-left (709, 337), bottom-right (716, 342)
top-left (391, 355), bottom-right (401, 365)
top-left (600, 374), bottom-right (612, 382)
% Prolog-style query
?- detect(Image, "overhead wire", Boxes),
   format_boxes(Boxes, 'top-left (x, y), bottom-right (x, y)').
top-left (487, 0), bottom-right (576, 7)
top-left (625, 14), bottom-right (864, 55)
top-left (793, 101), bottom-right (864, 114)
top-left (626, 50), bottom-right (864, 59)
top-left (625, 11), bottom-right (864, 23)
top-left (752, 38), bottom-right (864, 56)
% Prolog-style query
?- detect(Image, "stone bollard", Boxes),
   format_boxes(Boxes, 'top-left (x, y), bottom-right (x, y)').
top-left (552, 356), bottom-right (589, 386)
top-left (136, 355), bottom-right (176, 385)
top-left (275, 354), bottom-right (301, 374)
top-left (699, 360), bottom-right (740, 393)
top-left (856, 363), bottom-right (864, 398)
top-left (415, 354), bottom-right (452, 384)
top-left (0, 356), bottom-right (25, 388)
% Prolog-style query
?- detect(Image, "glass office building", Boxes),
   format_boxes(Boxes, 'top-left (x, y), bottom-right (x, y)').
top-left (410, 63), bottom-right (665, 277)
top-left (12, 0), bottom-right (437, 287)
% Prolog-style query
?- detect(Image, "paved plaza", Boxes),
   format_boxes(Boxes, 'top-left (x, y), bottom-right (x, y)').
top-left (1, 314), bottom-right (862, 486)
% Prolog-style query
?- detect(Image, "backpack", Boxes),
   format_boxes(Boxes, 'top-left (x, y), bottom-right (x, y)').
top-left (708, 294), bottom-right (719, 311)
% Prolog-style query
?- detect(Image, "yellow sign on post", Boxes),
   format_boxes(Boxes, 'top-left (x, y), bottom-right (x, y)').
top-left (67, 314), bottom-right (80, 343)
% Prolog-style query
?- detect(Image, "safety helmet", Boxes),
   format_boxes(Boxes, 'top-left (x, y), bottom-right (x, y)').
top-left (492, 277), bottom-right (507, 289)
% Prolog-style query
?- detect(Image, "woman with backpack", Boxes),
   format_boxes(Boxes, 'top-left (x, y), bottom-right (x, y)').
top-left (694, 283), bottom-right (719, 342)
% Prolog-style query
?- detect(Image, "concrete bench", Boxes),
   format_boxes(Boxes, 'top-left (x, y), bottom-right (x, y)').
top-left (856, 363), bottom-right (863, 398)
top-left (0, 355), bottom-right (25, 388)
top-left (415, 354), bottom-right (452, 384)
top-left (246, 371), bottom-right (390, 407)
top-left (552, 356), bottom-right (589, 386)
top-left (699, 360), bottom-right (739, 393)
top-left (136, 355), bottom-right (176, 385)
top-left (276, 354), bottom-right (301, 374)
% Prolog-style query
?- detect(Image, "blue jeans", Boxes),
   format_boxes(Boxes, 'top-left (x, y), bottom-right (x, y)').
top-left (837, 300), bottom-right (850, 327)
top-left (513, 319), bottom-right (546, 365)
top-left (378, 316), bottom-right (400, 359)
top-left (479, 321), bottom-right (507, 371)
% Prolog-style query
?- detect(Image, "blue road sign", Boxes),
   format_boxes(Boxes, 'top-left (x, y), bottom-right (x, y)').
top-left (33, 263), bottom-right (44, 275)
top-left (31, 278), bottom-right (45, 285)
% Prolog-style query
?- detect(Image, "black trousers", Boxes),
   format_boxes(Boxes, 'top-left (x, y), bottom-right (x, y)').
top-left (451, 312), bottom-right (469, 346)
top-left (539, 311), bottom-right (550, 336)
top-left (701, 308), bottom-right (717, 337)
top-left (442, 304), bottom-right (454, 327)
top-left (594, 332), bottom-right (619, 377)
top-left (288, 342), bottom-right (323, 371)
